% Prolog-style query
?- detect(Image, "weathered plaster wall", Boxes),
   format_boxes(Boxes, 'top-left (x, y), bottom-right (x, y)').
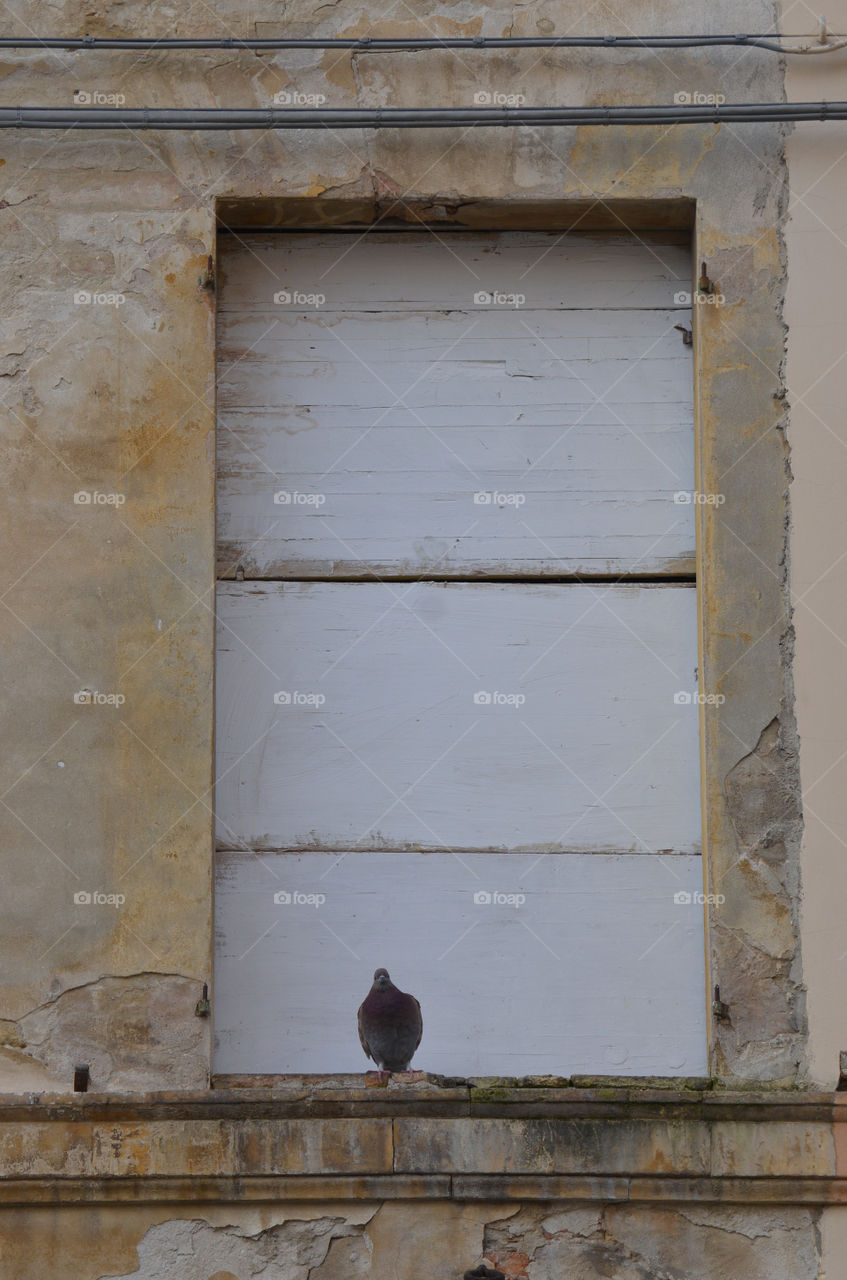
top-left (0, 1203), bottom-right (382, 1280)
top-left (482, 1204), bottom-right (821, 1280)
top-left (0, 0), bottom-right (831, 1276)
top-left (0, 1199), bottom-right (826, 1280)
top-left (0, 0), bottom-right (802, 1094)
top-left (0, 1085), bottom-right (840, 1276)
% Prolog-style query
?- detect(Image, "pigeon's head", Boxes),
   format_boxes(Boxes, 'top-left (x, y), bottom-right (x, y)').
top-left (373, 968), bottom-right (391, 990)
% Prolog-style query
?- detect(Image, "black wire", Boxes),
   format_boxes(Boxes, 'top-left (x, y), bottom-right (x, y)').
top-left (0, 35), bottom-right (795, 53)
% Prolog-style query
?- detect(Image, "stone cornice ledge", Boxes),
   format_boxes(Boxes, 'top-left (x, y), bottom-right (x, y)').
top-left (0, 1081), bottom-right (843, 1121)
top-left (1, 1083), bottom-right (847, 1206)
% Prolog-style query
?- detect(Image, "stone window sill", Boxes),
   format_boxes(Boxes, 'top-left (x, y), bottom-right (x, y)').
top-left (1, 1078), bottom-right (846, 1207)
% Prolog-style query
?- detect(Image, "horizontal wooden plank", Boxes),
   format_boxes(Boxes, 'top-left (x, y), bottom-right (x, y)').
top-left (220, 307), bottom-right (693, 359)
top-left (214, 582), bottom-right (701, 853)
top-left (217, 231), bottom-right (694, 312)
top-left (212, 850), bottom-right (708, 1076)
top-left (219, 360), bottom-right (688, 409)
top-left (219, 308), bottom-right (693, 365)
top-left (217, 314), bottom-right (691, 409)
top-left (217, 305), bottom-right (694, 577)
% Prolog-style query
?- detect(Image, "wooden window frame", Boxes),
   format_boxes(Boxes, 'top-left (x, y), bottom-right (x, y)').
top-left (211, 194), bottom-right (798, 1087)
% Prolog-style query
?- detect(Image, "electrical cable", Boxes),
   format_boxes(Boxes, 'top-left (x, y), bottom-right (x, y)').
top-left (1, 102), bottom-right (846, 129)
top-left (0, 33), bottom-right (846, 53)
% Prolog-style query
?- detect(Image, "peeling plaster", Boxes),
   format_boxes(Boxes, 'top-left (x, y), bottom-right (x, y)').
top-left (14, 972), bottom-right (209, 1092)
top-left (97, 1216), bottom-right (369, 1280)
top-left (483, 1203), bottom-right (821, 1280)
top-left (83, 1203), bottom-right (504, 1280)
top-left (715, 718), bottom-right (807, 1081)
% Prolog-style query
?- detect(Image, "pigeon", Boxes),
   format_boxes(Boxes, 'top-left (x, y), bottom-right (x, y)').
top-left (357, 968), bottom-right (423, 1080)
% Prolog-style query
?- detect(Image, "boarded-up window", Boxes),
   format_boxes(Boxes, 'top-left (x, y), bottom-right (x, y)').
top-left (214, 230), bottom-right (706, 1077)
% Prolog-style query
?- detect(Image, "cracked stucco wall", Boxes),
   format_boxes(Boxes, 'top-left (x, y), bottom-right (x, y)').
top-left (482, 1204), bottom-right (822, 1280)
top-left (0, 0), bottom-right (806, 1095)
top-left (11, 974), bottom-right (208, 1090)
top-left (98, 1214), bottom-right (374, 1280)
top-left (0, 1201), bottom-right (826, 1280)
top-left (716, 715), bottom-right (806, 1081)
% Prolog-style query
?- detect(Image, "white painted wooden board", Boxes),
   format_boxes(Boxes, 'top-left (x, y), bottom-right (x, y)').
top-left (214, 582), bottom-right (700, 854)
top-left (217, 231), bottom-right (694, 312)
top-left (216, 232), bottom-right (694, 577)
top-left (213, 850), bottom-right (708, 1076)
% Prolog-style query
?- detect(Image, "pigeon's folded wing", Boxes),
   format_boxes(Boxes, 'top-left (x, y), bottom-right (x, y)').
top-left (411, 996), bottom-right (423, 1053)
top-left (357, 1003), bottom-right (373, 1062)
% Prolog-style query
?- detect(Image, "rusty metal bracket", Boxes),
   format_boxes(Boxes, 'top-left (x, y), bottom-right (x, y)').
top-left (712, 985), bottom-right (730, 1021)
top-left (199, 254), bottom-right (215, 292)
